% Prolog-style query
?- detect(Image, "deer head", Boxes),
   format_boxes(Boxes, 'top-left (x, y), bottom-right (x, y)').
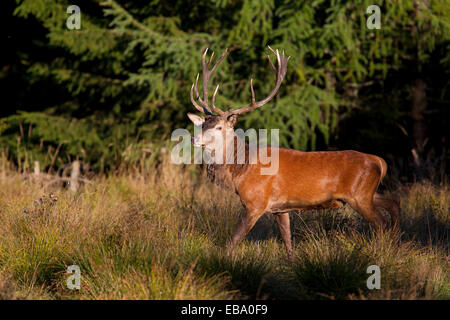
top-left (187, 46), bottom-right (289, 154)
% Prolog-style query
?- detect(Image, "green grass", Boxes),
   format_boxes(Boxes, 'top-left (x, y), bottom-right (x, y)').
top-left (0, 159), bottom-right (448, 299)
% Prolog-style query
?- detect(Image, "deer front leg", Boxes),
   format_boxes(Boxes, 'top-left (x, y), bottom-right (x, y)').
top-left (274, 212), bottom-right (293, 259)
top-left (226, 209), bottom-right (265, 256)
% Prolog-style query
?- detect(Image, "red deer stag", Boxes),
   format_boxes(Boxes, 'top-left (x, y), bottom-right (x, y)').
top-left (187, 47), bottom-right (400, 258)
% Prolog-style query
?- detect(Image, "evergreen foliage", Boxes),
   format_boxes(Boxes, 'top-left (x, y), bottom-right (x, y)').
top-left (2, 0), bottom-right (449, 175)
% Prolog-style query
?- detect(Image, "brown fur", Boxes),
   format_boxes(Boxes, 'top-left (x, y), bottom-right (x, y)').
top-left (208, 145), bottom-right (400, 259)
top-left (188, 47), bottom-right (399, 259)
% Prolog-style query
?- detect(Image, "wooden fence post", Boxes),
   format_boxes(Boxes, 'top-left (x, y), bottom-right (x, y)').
top-left (34, 160), bottom-right (40, 176)
top-left (70, 160), bottom-right (80, 192)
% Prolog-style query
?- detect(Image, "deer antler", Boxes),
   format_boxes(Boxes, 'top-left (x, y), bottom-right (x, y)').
top-left (228, 46), bottom-right (289, 116)
top-left (190, 48), bottom-right (228, 116)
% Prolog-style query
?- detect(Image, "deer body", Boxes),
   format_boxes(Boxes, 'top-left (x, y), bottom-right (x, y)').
top-left (233, 149), bottom-right (384, 213)
top-left (187, 47), bottom-right (400, 258)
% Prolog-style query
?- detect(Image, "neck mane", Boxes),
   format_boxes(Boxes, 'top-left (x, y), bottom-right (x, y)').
top-left (206, 135), bottom-right (250, 190)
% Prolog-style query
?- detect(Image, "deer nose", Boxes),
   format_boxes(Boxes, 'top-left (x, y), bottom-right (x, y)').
top-left (191, 136), bottom-right (202, 146)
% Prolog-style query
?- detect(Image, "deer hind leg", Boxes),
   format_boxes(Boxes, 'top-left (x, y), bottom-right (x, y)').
top-left (226, 209), bottom-right (265, 256)
top-left (347, 197), bottom-right (387, 232)
top-left (373, 193), bottom-right (400, 232)
top-left (344, 163), bottom-right (388, 232)
top-left (274, 212), bottom-right (293, 259)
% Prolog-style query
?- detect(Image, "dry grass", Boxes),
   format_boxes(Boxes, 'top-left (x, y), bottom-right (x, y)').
top-left (0, 157), bottom-right (448, 300)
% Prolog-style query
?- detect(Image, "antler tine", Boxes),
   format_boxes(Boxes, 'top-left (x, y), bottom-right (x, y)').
top-left (194, 73), bottom-right (206, 107)
top-left (209, 84), bottom-right (225, 115)
top-left (201, 48), bottom-right (211, 109)
top-left (194, 73), bottom-right (200, 99)
top-left (190, 83), bottom-right (212, 115)
top-left (189, 47), bottom-right (227, 116)
top-left (267, 55), bottom-right (276, 73)
top-left (193, 73), bottom-right (213, 115)
top-left (210, 48), bottom-right (228, 74)
top-left (211, 84), bottom-right (219, 110)
top-left (229, 46), bottom-right (289, 116)
top-left (202, 48), bottom-right (228, 113)
top-left (208, 51), bottom-right (215, 66)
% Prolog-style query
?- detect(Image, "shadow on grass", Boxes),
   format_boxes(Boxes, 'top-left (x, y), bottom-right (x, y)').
top-left (400, 209), bottom-right (449, 252)
top-left (291, 240), bottom-right (372, 299)
top-left (190, 247), bottom-right (275, 298)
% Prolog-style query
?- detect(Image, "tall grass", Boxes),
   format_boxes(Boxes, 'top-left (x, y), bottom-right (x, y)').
top-left (0, 157), bottom-right (448, 299)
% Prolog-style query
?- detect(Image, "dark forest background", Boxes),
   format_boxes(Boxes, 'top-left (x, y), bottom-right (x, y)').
top-left (1, 0), bottom-right (449, 183)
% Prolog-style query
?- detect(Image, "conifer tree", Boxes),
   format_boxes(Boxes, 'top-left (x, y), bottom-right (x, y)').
top-left (2, 0), bottom-right (449, 176)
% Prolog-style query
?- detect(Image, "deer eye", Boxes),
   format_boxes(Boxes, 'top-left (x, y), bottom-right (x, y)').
top-left (216, 127), bottom-right (222, 130)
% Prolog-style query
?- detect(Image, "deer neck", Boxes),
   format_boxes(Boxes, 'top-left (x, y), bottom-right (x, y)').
top-left (206, 134), bottom-right (250, 190)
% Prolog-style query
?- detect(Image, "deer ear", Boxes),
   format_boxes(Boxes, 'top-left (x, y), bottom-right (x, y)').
top-left (187, 113), bottom-right (205, 126)
top-left (226, 113), bottom-right (238, 127)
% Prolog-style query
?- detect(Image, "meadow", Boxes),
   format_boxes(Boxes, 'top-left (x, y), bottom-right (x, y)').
top-left (0, 156), bottom-right (448, 300)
